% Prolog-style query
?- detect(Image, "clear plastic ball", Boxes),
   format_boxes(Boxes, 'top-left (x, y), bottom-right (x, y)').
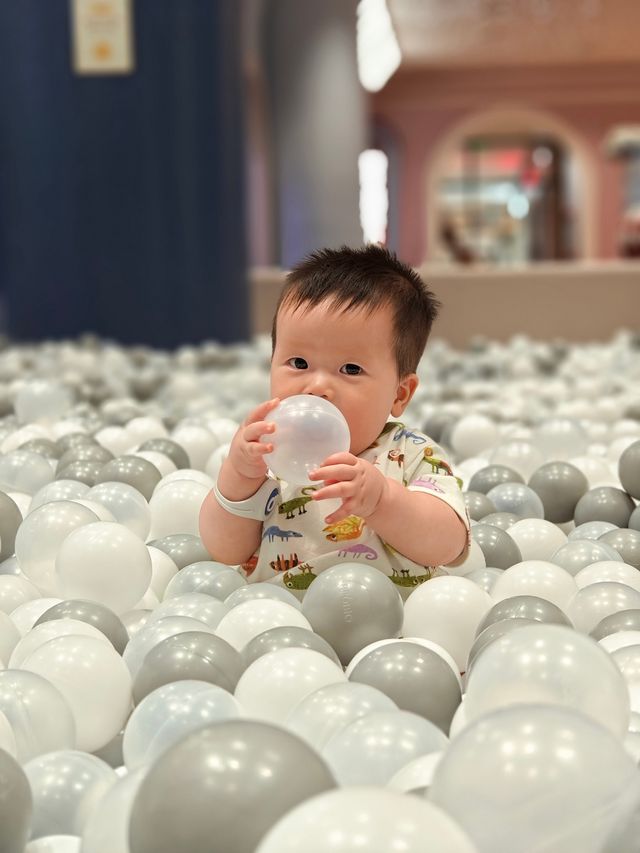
top-left (262, 396), bottom-right (350, 484)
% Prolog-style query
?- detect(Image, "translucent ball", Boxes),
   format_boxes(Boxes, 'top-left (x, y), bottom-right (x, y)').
top-left (86, 481), bottom-right (151, 540)
top-left (122, 615), bottom-right (217, 677)
top-left (464, 624), bottom-right (630, 738)
top-left (0, 450), bottom-right (54, 495)
top-left (0, 670), bottom-right (76, 762)
top-left (321, 710), bottom-right (447, 787)
top-left (284, 681), bottom-right (398, 751)
top-left (24, 750), bottom-right (116, 840)
top-left (21, 634), bottom-right (132, 752)
top-left (80, 767), bottom-right (146, 853)
top-left (9, 617), bottom-right (112, 668)
top-left (15, 500), bottom-right (99, 596)
top-left (123, 680), bottom-right (242, 770)
top-left (262, 396), bottom-right (350, 484)
top-left (486, 482), bottom-right (544, 519)
top-left (429, 704), bottom-right (640, 853)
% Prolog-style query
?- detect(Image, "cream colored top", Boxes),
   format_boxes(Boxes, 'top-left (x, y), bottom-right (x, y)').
top-left (241, 420), bottom-right (470, 593)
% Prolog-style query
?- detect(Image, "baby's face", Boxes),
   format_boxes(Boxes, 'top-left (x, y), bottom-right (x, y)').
top-left (271, 299), bottom-right (417, 456)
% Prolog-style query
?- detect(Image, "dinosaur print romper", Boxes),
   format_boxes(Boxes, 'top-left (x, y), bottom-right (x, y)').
top-left (241, 420), bottom-right (470, 592)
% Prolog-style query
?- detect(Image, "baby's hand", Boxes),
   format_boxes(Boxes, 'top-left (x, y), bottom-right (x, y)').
top-left (309, 452), bottom-right (388, 523)
top-left (226, 397), bottom-right (280, 482)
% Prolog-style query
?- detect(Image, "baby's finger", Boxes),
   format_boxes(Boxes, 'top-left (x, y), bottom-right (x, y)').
top-left (245, 438), bottom-right (274, 457)
top-left (309, 463), bottom-right (356, 482)
top-left (323, 502), bottom-right (350, 524)
top-left (244, 420), bottom-right (276, 443)
top-left (244, 398), bottom-right (280, 426)
top-left (312, 482), bottom-right (352, 502)
top-left (317, 451), bottom-right (356, 468)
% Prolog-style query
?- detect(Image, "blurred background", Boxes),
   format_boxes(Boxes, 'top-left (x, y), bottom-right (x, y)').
top-left (1, 0), bottom-right (639, 349)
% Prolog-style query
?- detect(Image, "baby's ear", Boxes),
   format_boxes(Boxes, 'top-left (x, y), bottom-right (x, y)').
top-left (391, 373), bottom-right (419, 417)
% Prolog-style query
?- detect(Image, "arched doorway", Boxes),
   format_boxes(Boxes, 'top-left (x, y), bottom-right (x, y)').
top-left (426, 107), bottom-right (596, 264)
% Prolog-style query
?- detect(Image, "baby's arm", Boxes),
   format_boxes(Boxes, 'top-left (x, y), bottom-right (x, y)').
top-left (309, 451), bottom-right (468, 567)
top-left (366, 479), bottom-right (468, 567)
top-left (199, 398), bottom-right (279, 566)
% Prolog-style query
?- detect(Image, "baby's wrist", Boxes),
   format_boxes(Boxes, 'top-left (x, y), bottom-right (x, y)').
top-left (217, 460), bottom-right (267, 502)
top-left (363, 474), bottom-right (393, 522)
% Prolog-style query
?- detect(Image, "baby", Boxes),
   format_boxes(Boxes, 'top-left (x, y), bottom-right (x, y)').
top-left (200, 244), bottom-right (469, 591)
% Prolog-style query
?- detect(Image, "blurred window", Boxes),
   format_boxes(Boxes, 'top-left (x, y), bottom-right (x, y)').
top-left (435, 135), bottom-right (577, 265)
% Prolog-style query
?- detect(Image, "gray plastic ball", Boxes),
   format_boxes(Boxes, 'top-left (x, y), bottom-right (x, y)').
top-left (471, 524), bottom-right (522, 569)
top-left (163, 562), bottom-right (245, 601)
top-left (464, 491), bottom-right (497, 521)
top-left (19, 438), bottom-right (61, 460)
top-left (56, 444), bottom-right (114, 474)
top-left (55, 432), bottom-right (97, 454)
top-left (0, 748), bottom-right (32, 853)
top-left (528, 461), bottom-right (589, 523)
top-left (619, 440), bottom-right (640, 499)
top-left (35, 599), bottom-right (129, 654)
top-left (132, 631), bottom-right (245, 703)
top-left (574, 486), bottom-right (636, 528)
top-left (147, 534), bottom-right (211, 569)
top-left (550, 539), bottom-right (622, 575)
top-left (95, 455), bottom-right (162, 501)
top-left (348, 641), bottom-right (461, 733)
top-left (599, 528), bottom-right (640, 569)
top-left (128, 721), bottom-right (335, 853)
top-left (138, 438), bottom-right (190, 470)
top-left (55, 459), bottom-right (104, 486)
top-left (590, 609), bottom-right (640, 641)
top-left (301, 564), bottom-right (404, 666)
top-left (631, 506), bottom-right (640, 533)
top-left (242, 625), bottom-right (341, 669)
top-left (0, 491), bottom-right (23, 560)
top-left (568, 521), bottom-right (620, 541)
top-left (480, 511), bottom-right (520, 531)
top-left (476, 595), bottom-right (572, 636)
top-left (468, 465), bottom-right (524, 494)
top-left (486, 482), bottom-right (544, 519)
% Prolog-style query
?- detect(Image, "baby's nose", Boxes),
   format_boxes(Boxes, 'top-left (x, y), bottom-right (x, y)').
top-left (304, 373), bottom-right (333, 400)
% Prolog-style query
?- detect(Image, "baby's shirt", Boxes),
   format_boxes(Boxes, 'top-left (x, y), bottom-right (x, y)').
top-left (241, 420), bottom-right (470, 592)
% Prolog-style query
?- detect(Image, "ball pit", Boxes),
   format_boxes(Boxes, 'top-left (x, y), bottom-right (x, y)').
top-left (0, 330), bottom-right (637, 850)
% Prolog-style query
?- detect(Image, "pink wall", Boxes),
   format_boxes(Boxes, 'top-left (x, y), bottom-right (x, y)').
top-left (372, 63), bottom-right (640, 265)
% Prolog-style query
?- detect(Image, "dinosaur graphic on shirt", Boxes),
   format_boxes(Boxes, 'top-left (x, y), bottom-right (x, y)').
top-left (278, 486), bottom-right (318, 519)
top-left (323, 515), bottom-right (365, 542)
top-left (283, 562), bottom-right (317, 589)
top-left (422, 448), bottom-right (463, 488)
top-left (338, 543), bottom-right (378, 559)
top-left (262, 525), bottom-right (303, 543)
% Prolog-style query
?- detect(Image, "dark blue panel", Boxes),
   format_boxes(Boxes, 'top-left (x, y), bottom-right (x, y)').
top-left (0, 0), bottom-right (249, 347)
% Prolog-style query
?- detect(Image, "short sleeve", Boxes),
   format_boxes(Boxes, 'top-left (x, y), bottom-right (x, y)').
top-left (405, 445), bottom-right (470, 560)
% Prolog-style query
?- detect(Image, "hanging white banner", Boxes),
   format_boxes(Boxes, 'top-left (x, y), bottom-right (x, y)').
top-left (71, 0), bottom-right (135, 75)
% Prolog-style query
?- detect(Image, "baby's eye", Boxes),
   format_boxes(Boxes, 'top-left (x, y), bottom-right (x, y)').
top-left (340, 363), bottom-right (363, 376)
top-left (287, 357), bottom-right (308, 370)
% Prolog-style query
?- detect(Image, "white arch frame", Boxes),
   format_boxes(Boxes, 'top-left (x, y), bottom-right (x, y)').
top-left (425, 104), bottom-right (598, 262)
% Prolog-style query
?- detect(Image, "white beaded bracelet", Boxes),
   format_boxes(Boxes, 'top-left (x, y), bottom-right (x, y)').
top-left (212, 477), bottom-right (280, 520)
